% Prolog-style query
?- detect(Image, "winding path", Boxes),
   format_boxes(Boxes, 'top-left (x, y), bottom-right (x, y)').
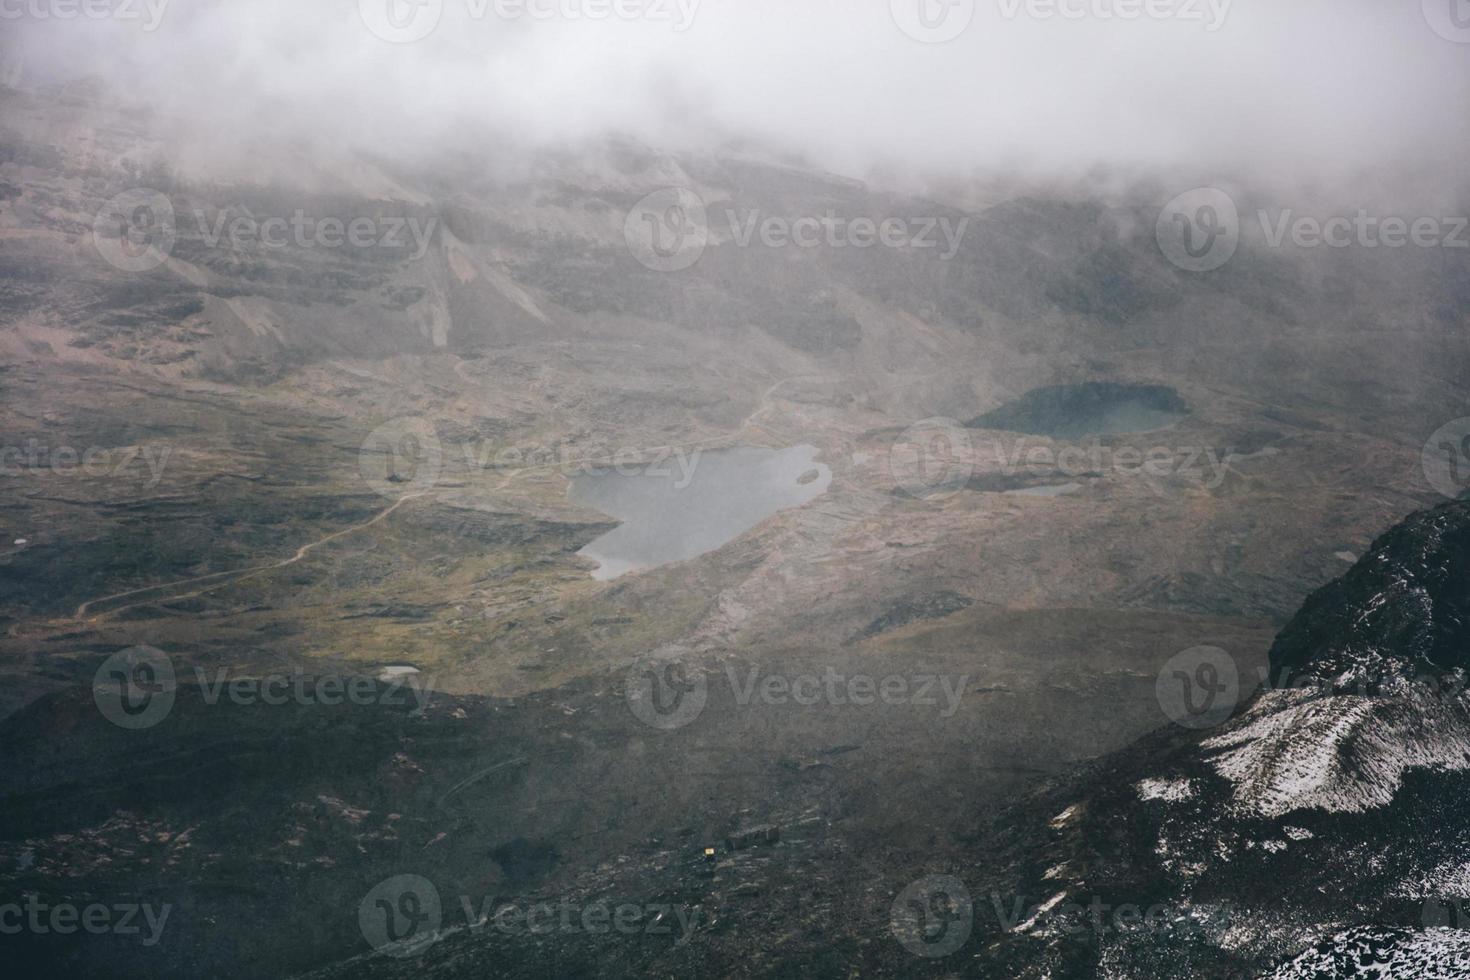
top-left (74, 492), bottom-right (428, 621)
top-left (69, 370), bottom-right (838, 623)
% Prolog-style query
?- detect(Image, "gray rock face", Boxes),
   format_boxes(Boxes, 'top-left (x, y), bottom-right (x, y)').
top-left (972, 500), bottom-right (1470, 979)
top-left (1269, 502), bottom-right (1470, 688)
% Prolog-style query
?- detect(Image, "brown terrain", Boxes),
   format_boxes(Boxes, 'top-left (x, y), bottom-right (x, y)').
top-left (0, 79), bottom-right (1467, 976)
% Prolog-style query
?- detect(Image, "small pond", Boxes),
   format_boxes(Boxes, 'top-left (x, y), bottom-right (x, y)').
top-left (968, 383), bottom-right (1188, 439)
top-left (568, 445), bottom-right (831, 581)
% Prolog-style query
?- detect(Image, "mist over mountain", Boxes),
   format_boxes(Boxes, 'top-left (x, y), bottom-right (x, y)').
top-left (8, 0), bottom-right (1470, 199)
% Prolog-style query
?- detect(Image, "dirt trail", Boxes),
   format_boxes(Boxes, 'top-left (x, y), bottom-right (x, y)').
top-left (69, 371), bottom-right (837, 622)
top-left (74, 492), bottom-right (428, 621)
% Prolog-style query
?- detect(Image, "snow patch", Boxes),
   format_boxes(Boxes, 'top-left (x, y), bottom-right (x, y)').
top-left (1201, 688), bottom-right (1470, 818)
top-left (1136, 777), bottom-right (1196, 802)
top-left (1050, 805), bottom-right (1080, 829)
top-left (1265, 927), bottom-right (1470, 978)
top-left (1394, 861), bottom-right (1470, 900)
top-left (1012, 892), bottom-right (1067, 934)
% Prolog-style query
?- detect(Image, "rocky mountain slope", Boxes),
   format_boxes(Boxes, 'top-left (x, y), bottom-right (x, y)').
top-left (290, 499), bottom-right (1470, 978)
top-left (965, 499), bottom-right (1470, 978)
top-left (4, 80), bottom-right (1461, 696)
top-left (3, 77), bottom-right (1470, 978)
top-left (4, 502), bottom-right (1468, 977)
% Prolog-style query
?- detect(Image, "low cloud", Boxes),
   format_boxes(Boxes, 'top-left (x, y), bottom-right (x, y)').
top-left (5, 0), bottom-right (1468, 198)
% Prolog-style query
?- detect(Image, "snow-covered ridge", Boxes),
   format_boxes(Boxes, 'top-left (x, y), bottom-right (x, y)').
top-left (1265, 927), bottom-right (1470, 979)
top-left (1201, 686), bottom-right (1470, 818)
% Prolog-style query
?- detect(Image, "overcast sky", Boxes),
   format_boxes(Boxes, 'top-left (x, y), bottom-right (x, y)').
top-left (9, 0), bottom-right (1470, 196)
